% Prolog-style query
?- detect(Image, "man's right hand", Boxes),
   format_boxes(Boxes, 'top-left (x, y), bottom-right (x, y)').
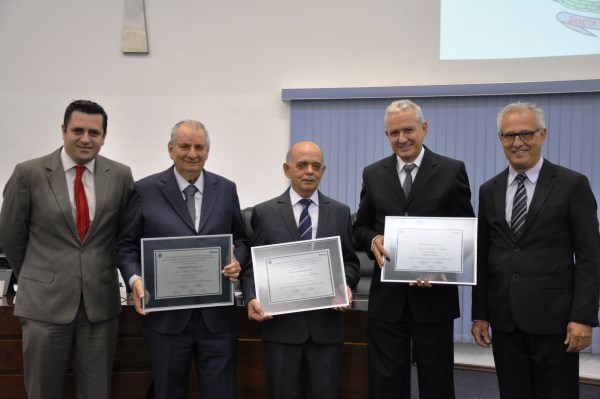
top-left (372, 235), bottom-right (389, 268)
top-left (131, 277), bottom-right (148, 316)
top-left (247, 298), bottom-right (272, 322)
top-left (471, 320), bottom-right (492, 348)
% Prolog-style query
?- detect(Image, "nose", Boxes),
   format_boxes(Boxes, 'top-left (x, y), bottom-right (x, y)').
top-left (512, 135), bottom-right (525, 145)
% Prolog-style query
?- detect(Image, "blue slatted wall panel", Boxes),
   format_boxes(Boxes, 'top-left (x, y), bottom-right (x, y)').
top-left (289, 92), bottom-right (600, 352)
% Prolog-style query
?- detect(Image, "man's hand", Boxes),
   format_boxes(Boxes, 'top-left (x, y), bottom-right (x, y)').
top-left (564, 321), bottom-right (593, 352)
top-left (334, 287), bottom-right (353, 312)
top-left (409, 279), bottom-right (432, 288)
top-left (222, 250), bottom-right (241, 283)
top-left (372, 235), bottom-right (389, 268)
top-left (247, 298), bottom-right (272, 322)
top-left (471, 320), bottom-right (491, 348)
top-left (131, 277), bottom-right (148, 316)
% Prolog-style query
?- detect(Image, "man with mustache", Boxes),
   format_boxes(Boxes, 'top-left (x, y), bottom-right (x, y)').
top-left (353, 99), bottom-right (474, 399)
top-left (0, 100), bottom-right (134, 399)
top-left (241, 141), bottom-right (360, 398)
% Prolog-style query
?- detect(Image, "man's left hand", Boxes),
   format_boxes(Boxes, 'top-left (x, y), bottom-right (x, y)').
top-left (334, 287), bottom-right (353, 312)
top-left (564, 321), bottom-right (593, 352)
top-left (222, 255), bottom-right (241, 283)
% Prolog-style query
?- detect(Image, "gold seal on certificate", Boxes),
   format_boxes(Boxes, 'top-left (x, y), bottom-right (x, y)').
top-left (251, 237), bottom-right (349, 315)
top-left (141, 234), bottom-right (234, 312)
top-left (382, 217), bottom-right (477, 285)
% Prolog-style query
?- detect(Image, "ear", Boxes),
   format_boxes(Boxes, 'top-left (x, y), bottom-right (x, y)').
top-left (61, 124), bottom-right (66, 136)
top-left (283, 162), bottom-right (291, 178)
top-left (421, 121), bottom-right (428, 137)
top-left (168, 142), bottom-right (174, 160)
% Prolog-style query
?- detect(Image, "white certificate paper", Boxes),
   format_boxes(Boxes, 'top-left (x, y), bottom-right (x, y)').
top-left (382, 217), bottom-right (477, 285)
top-left (155, 247), bottom-right (222, 299)
top-left (266, 250), bottom-right (335, 304)
top-left (251, 237), bottom-right (349, 315)
top-left (395, 228), bottom-right (463, 273)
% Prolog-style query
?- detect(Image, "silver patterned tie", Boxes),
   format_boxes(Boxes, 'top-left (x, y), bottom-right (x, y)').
top-left (183, 185), bottom-right (198, 225)
top-left (403, 163), bottom-right (416, 198)
top-left (511, 174), bottom-right (527, 239)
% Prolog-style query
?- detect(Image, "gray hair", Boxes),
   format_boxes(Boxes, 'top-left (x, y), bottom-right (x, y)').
top-left (169, 119), bottom-right (210, 148)
top-left (385, 99), bottom-right (425, 125)
top-left (497, 102), bottom-right (546, 133)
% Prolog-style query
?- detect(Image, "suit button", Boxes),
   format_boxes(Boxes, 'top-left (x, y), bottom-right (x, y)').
top-left (514, 247), bottom-right (520, 253)
top-left (513, 274), bottom-right (519, 280)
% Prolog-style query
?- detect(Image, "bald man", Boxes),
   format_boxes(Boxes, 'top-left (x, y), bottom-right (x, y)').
top-left (241, 142), bottom-right (360, 399)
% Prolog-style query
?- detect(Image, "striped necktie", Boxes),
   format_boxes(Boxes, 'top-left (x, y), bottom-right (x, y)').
top-left (298, 199), bottom-right (312, 240)
top-left (511, 173), bottom-right (527, 239)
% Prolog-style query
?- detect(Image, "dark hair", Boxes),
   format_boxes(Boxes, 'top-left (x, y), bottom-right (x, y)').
top-left (63, 100), bottom-right (108, 136)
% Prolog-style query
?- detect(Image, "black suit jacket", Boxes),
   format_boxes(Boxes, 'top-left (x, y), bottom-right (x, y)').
top-left (472, 159), bottom-right (600, 333)
top-left (116, 167), bottom-right (250, 334)
top-left (241, 189), bottom-right (360, 344)
top-left (353, 148), bottom-right (475, 324)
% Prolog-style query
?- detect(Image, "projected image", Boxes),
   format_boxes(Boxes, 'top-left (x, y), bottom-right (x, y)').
top-left (440, 0), bottom-right (600, 60)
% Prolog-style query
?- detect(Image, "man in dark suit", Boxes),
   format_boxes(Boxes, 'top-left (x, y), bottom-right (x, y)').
top-left (241, 141), bottom-right (360, 399)
top-left (472, 101), bottom-right (600, 399)
top-left (0, 100), bottom-right (134, 399)
top-left (353, 99), bottom-right (474, 399)
top-left (116, 120), bottom-right (249, 399)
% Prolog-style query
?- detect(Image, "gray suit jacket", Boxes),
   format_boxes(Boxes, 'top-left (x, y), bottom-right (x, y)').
top-left (241, 189), bottom-right (360, 344)
top-left (0, 148), bottom-right (134, 324)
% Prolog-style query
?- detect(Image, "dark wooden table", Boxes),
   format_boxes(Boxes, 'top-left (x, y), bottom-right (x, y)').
top-left (0, 295), bottom-right (368, 399)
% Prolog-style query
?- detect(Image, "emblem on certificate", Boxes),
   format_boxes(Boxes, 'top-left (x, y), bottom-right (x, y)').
top-left (251, 237), bottom-right (349, 315)
top-left (141, 234), bottom-right (234, 312)
top-left (382, 217), bottom-right (477, 285)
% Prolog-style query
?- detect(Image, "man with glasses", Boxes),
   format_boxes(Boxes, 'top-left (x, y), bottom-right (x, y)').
top-left (472, 101), bottom-right (600, 399)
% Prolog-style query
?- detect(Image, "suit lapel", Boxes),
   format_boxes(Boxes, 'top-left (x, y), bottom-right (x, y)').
top-left (159, 167), bottom-right (197, 232)
top-left (315, 191), bottom-right (330, 238)
top-left (276, 190), bottom-right (302, 240)
top-left (45, 150), bottom-right (78, 240)
top-left (199, 171), bottom-right (218, 233)
top-left (381, 155), bottom-right (405, 204)
top-left (409, 149), bottom-right (437, 203)
top-left (89, 156), bottom-right (110, 241)
top-left (521, 161), bottom-right (556, 237)
top-left (492, 169), bottom-right (512, 238)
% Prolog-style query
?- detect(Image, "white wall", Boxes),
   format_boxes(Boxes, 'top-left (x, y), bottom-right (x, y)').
top-left (1, 0), bottom-right (599, 207)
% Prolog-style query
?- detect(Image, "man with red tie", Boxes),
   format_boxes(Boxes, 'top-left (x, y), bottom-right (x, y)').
top-left (0, 100), bottom-right (134, 399)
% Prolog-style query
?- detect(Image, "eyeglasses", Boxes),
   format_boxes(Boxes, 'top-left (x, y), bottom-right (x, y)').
top-left (498, 129), bottom-right (541, 143)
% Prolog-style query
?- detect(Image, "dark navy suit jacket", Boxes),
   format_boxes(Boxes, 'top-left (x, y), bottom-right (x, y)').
top-left (117, 166), bottom-right (250, 334)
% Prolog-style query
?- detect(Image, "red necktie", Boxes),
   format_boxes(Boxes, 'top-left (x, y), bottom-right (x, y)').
top-left (75, 165), bottom-right (90, 241)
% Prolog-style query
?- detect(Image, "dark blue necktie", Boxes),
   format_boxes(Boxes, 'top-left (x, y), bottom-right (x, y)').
top-left (511, 174), bottom-right (527, 239)
top-left (298, 199), bottom-right (312, 240)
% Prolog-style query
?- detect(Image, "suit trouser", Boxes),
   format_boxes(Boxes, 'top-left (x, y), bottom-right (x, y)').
top-left (20, 301), bottom-right (118, 399)
top-left (491, 327), bottom-right (579, 399)
top-left (143, 310), bottom-right (237, 399)
top-left (367, 308), bottom-right (455, 399)
top-left (262, 338), bottom-right (344, 399)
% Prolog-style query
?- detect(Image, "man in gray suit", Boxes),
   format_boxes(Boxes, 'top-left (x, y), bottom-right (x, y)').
top-left (0, 100), bottom-right (134, 399)
top-left (241, 141), bottom-right (360, 399)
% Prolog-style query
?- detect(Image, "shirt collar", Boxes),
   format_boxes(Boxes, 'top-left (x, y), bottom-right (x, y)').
top-left (61, 147), bottom-right (95, 173)
top-left (289, 188), bottom-right (319, 206)
top-left (173, 168), bottom-right (204, 194)
top-left (396, 146), bottom-right (425, 173)
top-left (509, 157), bottom-right (544, 185)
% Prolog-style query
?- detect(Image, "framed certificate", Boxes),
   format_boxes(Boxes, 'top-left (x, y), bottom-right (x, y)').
top-left (251, 236), bottom-right (349, 316)
top-left (141, 234), bottom-right (234, 312)
top-left (381, 217), bottom-right (477, 285)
